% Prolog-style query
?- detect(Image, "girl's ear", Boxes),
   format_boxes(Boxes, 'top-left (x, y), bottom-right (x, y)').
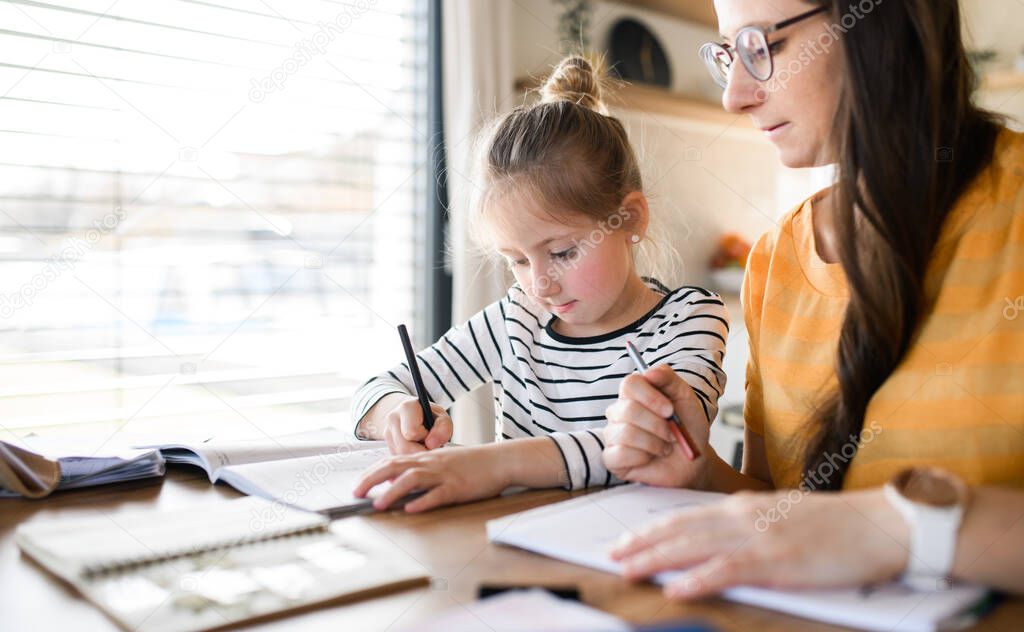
top-left (619, 191), bottom-right (650, 240)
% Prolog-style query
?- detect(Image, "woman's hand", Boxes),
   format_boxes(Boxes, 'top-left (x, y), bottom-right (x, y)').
top-left (353, 444), bottom-right (511, 513)
top-left (603, 365), bottom-right (714, 489)
top-left (379, 397), bottom-right (454, 455)
top-left (609, 488), bottom-right (910, 599)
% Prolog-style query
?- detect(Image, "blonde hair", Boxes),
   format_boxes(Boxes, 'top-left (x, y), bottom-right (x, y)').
top-left (468, 55), bottom-right (676, 283)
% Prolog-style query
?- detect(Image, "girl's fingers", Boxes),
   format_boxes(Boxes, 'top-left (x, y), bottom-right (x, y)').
top-left (605, 399), bottom-right (674, 444)
top-left (424, 413), bottom-right (453, 450)
top-left (353, 457), bottom-right (409, 497)
top-left (386, 423), bottom-right (427, 455)
top-left (402, 486), bottom-right (451, 513)
top-left (373, 468), bottom-right (435, 510)
top-left (399, 404), bottom-right (429, 443)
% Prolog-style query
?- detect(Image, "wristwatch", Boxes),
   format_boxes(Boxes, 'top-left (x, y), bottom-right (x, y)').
top-left (883, 467), bottom-right (970, 591)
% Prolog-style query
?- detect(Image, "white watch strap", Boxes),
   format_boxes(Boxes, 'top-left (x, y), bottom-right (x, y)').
top-left (884, 484), bottom-right (963, 591)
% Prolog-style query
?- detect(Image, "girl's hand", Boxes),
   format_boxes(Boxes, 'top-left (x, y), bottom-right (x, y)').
top-left (380, 397), bottom-right (453, 455)
top-left (352, 444), bottom-right (510, 513)
top-left (609, 489), bottom-right (910, 599)
top-left (603, 365), bottom-right (714, 489)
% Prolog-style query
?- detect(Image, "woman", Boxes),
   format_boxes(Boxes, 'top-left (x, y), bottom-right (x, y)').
top-left (603, 0), bottom-right (1024, 599)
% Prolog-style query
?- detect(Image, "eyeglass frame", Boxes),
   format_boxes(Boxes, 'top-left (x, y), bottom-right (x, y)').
top-left (698, 6), bottom-right (830, 88)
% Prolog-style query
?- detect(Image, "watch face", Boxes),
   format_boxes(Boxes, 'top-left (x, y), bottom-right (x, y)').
top-left (893, 467), bottom-right (967, 507)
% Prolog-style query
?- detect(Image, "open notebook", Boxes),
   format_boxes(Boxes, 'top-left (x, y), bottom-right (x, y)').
top-left (137, 429), bottom-right (394, 517)
top-left (17, 496), bottom-right (428, 632)
top-left (487, 484), bottom-right (994, 632)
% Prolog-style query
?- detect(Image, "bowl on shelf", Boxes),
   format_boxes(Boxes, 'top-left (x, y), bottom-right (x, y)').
top-left (708, 267), bottom-right (745, 295)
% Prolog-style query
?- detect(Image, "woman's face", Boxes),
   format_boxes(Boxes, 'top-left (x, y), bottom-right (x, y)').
top-left (713, 0), bottom-right (844, 168)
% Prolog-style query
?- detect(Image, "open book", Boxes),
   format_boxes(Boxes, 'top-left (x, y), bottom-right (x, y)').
top-left (0, 438), bottom-right (165, 499)
top-left (487, 484), bottom-right (994, 632)
top-left (137, 429), bottom-right (394, 517)
top-left (17, 496), bottom-right (427, 632)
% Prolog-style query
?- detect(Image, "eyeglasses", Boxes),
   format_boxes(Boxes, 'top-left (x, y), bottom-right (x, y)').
top-left (698, 6), bottom-right (829, 88)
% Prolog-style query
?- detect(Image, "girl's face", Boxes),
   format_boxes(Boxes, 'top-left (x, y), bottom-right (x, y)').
top-left (713, 0), bottom-right (843, 167)
top-left (488, 195), bottom-right (641, 336)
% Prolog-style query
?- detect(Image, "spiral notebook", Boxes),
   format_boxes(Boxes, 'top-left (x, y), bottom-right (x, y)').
top-left (17, 496), bottom-right (428, 632)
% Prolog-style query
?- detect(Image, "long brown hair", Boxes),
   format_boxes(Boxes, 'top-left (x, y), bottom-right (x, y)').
top-left (801, 0), bottom-right (1001, 489)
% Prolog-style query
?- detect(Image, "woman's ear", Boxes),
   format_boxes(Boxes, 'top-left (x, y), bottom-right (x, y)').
top-left (619, 191), bottom-right (650, 241)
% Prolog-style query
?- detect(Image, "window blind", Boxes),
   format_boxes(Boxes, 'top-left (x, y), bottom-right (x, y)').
top-left (0, 0), bottom-right (430, 437)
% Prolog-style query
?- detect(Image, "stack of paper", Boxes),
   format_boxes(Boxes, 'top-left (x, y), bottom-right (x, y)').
top-left (0, 438), bottom-right (165, 498)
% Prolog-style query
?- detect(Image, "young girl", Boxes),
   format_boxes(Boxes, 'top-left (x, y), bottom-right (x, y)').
top-left (350, 55), bottom-right (729, 512)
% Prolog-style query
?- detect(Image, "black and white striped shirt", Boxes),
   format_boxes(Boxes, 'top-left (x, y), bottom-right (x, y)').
top-left (351, 279), bottom-right (729, 490)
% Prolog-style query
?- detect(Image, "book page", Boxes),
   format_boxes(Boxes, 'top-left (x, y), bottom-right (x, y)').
top-left (139, 428), bottom-right (376, 475)
top-left (215, 447), bottom-right (391, 514)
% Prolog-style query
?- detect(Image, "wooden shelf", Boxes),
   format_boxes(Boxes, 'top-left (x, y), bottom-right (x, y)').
top-left (609, 82), bottom-right (752, 130)
top-left (616, 0), bottom-right (718, 28)
top-left (982, 69), bottom-right (1024, 91)
top-left (515, 77), bottom-right (754, 133)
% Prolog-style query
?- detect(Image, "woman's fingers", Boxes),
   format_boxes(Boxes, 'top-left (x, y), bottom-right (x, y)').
top-left (610, 513), bottom-right (685, 559)
top-left (641, 365), bottom-right (705, 423)
top-left (619, 532), bottom-right (735, 579)
top-left (611, 502), bottom-right (731, 559)
top-left (605, 398), bottom-right (674, 446)
top-left (663, 555), bottom-right (752, 600)
top-left (373, 468), bottom-right (435, 510)
top-left (605, 419), bottom-right (674, 458)
top-left (602, 445), bottom-right (656, 475)
top-left (618, 373), bottom-right (675, 419)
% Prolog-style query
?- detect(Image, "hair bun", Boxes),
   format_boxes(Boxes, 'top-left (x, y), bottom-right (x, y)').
top-left (540, 55), bottom-right (608, 115)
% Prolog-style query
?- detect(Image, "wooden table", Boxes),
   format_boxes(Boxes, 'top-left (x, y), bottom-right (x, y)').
top-left (2, 469), bottom-right (1022, 632)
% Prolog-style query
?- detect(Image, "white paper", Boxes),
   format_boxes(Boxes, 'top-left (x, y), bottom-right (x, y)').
top-left (487, 484), bottom-right (990, 632)
top-left (407, 588), bottom-right (630, 632)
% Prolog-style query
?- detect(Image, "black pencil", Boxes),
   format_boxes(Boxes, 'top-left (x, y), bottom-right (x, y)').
top-left (397, 324), bottom-right (435, 431)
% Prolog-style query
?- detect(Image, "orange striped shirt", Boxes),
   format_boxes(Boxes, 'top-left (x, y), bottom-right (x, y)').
top-left (743, 128), bottom-right (1024, 490)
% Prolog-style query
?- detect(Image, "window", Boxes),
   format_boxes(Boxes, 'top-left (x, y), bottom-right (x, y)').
top-left (0, 0), bottom-right (431, 438)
